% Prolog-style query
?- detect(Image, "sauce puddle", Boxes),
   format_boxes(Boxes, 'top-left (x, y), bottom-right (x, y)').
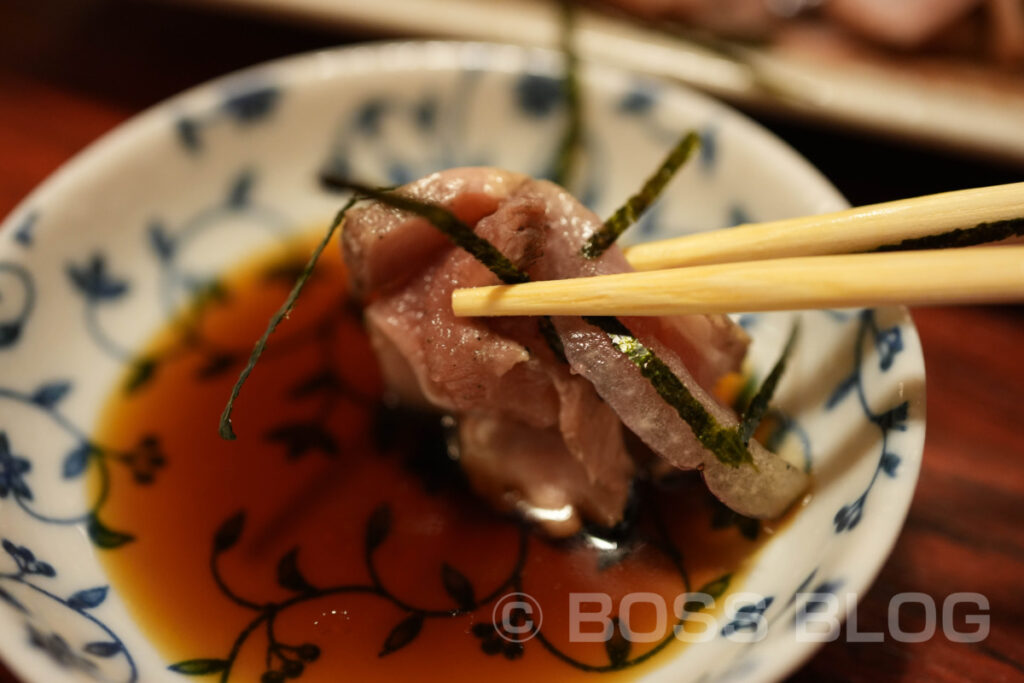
top-left (91, 236), bottom-right (780, 682)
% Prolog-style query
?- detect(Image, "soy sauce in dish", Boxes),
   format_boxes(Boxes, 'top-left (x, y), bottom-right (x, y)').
top-left (91, 236), bottom-right (781, 682)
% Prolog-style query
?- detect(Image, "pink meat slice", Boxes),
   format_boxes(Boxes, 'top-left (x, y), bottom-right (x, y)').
top-left (457, 414), bottom-right (630, 536)
top-left (825, 0), bottom-right (981, 49)
top-left (488, 178), bottom-right (807, 518)
top-left (343, 167), bottom-right (807, 527)
top-left (494, 179), bottom-right (750, 392)
top-left (359, 171), bottom-right (576, 428)
top-left (343, 169), bottom-right (530, 295)
top-left (346, 169), bottom-right (633, 535)
top-left (553, 315), bottom-right (807, 518)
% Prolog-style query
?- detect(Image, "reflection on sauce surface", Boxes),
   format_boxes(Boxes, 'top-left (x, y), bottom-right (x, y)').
top-left (92, 238), bottom-right (778, 682)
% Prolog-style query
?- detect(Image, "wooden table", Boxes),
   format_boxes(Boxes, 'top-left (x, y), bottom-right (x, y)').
top-left (1, 1), bottom-right (1021, 680)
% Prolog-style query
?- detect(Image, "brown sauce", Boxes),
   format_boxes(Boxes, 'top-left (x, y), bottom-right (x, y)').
top-left (91, 236), bottom-right (778, 682)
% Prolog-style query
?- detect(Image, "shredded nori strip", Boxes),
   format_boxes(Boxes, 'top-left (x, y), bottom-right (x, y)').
top-left (551, 0), bottom-right (582, 189)
top-left (873, 216), bottom-right (1024, 253)
top-left (219, 196), bottom-right (359, 440)
top-left (739, 322), bottom-right (799, 445)
top-left (324, 180), bottom-right (531, 286)
top-left (583, 316), bottom-right (753, 468)
top-left (538, 316), bottom-right (569, 364)
top-left (581, 131), bottom-right (701, 259)
top-left (320, 176), bottom-right (570, 364)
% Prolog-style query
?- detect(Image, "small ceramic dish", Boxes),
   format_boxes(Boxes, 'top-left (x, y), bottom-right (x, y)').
top-left (0, 41), bottom-right (924, 683)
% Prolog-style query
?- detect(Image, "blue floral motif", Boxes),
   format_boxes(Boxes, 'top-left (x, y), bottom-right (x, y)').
top-left (515, 74), bottom-right (564, 117)
top-left (617, 84), bottom-right (657, 115)
top-left (175, 79), bottom-right (281, 152)
top-left (0, 433), bottom-right (32, 501)
top-left (413, 96), bottom-right (438, 131)
top-left (27, 625), bottom-right (99, 676)
top-left (355, 98), bottom-right (389, 135)
top-left (386, 162), bottom-right (415, 186)
top-left (762, 411), bottom-right (813, 473)
top-left (66, 254), bottom-right (135, 361)
top-left (14, 211), bottom-right (37, 247)
top-left (74, 169), bottom-right (289, 369)
top-left (317, 66), bottom-right (623, 204)
top-left (721, 596), bottom-right (774, 638)
top-left (699, 125), bottom-right (718, 172)
top-left (833, 498), bottom-right (864, 533)
top-left (323, 77), bottom-right (468, 186)
top-left (830, 310), bottom-right (910, 533)
top-left (825, 373), bottom-right (857, 409)
top-left (0, 586), bottom-right (26, 613)
top-left (0, 323), bottom-right (21, 348)
top-left (31, 381), bottom-right (72, 410)
top-left (63, 443), bottom-right (94, 480)
top-left (1, 540), bottom-right (137, 681)
top-left (0, 386), bottom-right (147, 547)
top-left (3, 539), bottom-right (55, 578)
top-left (67, 255), bottom-right (129, 302)
top-left (221, 83), bottom-right (280, 123)
top-left (793, 580), bottom-right (844, 627)
top-left (727, 204), bottom-right (751, 227)
top-left (874, 325), bottom-right (904, 371)
top-left (148, 169), bottom-right (289, 316)
top-left (736, 314), bottom-right (759, 331)
top-left (176, 118), bottom-right (200, 152)
top-left (67, 586), bottom-right (108, 610)
top-left (226, 170), bottom-right (254, 208)
top-left (147, 220), bottom-right (175, 262)
top-left (879, 451), bottom-right (901, 477)
top-left (0, 262), bottom-right (35, 349)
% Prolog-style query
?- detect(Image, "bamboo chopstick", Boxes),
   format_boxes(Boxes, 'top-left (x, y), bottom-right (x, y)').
top-left (451, 246), bottom-right (1024, 317)
top-left (622, 182), bottom-right (1024, 270)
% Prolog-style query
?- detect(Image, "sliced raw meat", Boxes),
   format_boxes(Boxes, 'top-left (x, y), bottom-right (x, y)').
top-left (457, 413), bottom-right (632, 536)
top-left (342, 167), bottom-right (806, 530)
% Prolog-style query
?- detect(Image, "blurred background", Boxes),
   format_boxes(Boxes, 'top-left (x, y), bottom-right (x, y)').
top-left (0, 0), bottom-right (1022, 681)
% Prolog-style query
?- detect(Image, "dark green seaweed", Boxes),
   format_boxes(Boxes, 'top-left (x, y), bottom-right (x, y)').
top-left (551, 0), bottom-right (582, 189)
top-left (739, 322), bottom-right (799, 444)
top-left (319, 176), bottom-right (570, 364)
top-left (583, 316), bottom-right (752, 468)
top-left (873, 217), bottom-right (1024, 253)
top-left (581, 131), bottom-right (700, 259)
top-left (323, 180), bottom-right (531, 285)
top-left (538, 316), bottom-right (569, 364)
top-left (219, 197), bottom-right (358, 440)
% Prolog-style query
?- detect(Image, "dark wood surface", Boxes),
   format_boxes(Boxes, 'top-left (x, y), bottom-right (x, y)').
top-left (1, 1), bottom-right (1022, 681)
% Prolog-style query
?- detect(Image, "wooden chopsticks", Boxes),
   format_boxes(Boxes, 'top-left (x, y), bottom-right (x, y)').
top-left (451, 183), bottom-right (1024, 318)
top-left (452, 246), bottom-right (1024, 317)
top-left (621, 181), bottom-right (1024, 270)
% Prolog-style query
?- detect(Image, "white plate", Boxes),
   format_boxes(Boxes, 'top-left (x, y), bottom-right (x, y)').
top-left (0, 41), bottom-right (924, 682)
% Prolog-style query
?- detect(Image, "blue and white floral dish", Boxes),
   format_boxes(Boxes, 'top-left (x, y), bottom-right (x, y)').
top-left (0, 41), bottom-right (924, 683)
